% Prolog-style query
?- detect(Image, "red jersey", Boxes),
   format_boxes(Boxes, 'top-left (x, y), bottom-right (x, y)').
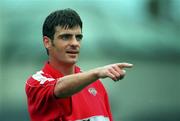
top-left (25, 62), bottom-right (113, 121)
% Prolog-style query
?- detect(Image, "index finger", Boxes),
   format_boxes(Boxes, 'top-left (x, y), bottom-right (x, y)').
top-left (117, 63), bottom-right (133, 68)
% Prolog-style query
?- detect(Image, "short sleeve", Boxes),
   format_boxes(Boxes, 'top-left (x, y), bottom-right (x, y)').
top-left (25, 72), bottom-right (71, 121)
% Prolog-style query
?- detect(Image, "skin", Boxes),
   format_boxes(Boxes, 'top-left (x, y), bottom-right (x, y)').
top-left (43, 26), bottom-right (82, 75)
top-left (43, 25), bottom-right (133, 98)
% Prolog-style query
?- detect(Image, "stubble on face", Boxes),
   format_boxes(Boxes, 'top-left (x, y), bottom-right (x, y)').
top-left (49, 26), bottom-right (82, 65)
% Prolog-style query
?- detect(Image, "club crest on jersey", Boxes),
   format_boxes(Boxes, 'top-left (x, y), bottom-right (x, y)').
top-left (88, 87), bottom-right (97, 96)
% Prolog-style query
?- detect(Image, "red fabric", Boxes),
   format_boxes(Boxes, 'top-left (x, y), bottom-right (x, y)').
top-left (25, 62), bottom-right (113, 121)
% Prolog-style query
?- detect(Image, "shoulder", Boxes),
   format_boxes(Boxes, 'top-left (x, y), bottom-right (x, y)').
top-left (26, 70), bottom-right (56, 87)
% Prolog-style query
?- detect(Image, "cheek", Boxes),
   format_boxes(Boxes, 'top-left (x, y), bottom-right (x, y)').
top-left (54, 45), bottom-right (66, 55)
top-left (55, 47), bottom-right (63, 54)
top-left (79, 43), bottom-right (81, 47)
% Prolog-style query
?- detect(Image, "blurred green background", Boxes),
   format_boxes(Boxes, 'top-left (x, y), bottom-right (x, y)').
top-left (0, 0), bottom-right (180, 121)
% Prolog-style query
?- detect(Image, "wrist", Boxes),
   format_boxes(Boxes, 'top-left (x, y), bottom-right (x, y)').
top-left (89, 68), bottom-right (100, 80)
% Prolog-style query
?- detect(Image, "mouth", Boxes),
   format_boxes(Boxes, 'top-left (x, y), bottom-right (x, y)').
top-left (66, 50), bottom-right (79, 54)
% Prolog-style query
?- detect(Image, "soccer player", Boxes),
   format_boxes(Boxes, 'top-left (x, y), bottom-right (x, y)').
top-left (25, 8), bottom-right (133, 121)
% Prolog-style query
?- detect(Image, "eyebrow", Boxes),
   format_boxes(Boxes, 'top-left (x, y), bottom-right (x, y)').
top-left (58, 33), bottom-right (83, 38)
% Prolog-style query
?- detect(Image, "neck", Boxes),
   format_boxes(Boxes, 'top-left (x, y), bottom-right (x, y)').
top-left (48, 59), bottom-right (75, 75)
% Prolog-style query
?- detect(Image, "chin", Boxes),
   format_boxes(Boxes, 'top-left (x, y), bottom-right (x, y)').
top-left (67, 59), bottom-right (78, 64)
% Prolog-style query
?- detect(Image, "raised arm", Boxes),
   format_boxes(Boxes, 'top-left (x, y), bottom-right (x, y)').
top-left (54, 63), bottom-right (133, 98)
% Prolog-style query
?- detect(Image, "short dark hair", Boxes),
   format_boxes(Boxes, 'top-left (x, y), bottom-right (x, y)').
top-left (42, 8), bottom-right (83, 54)
top-left (43, 8), bottom-right (82, 39)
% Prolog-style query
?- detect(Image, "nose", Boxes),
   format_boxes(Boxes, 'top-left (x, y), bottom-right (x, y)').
top-left (70, 36), bottom-right (80, 47)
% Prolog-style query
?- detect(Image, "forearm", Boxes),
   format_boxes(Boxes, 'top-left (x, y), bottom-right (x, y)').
top-left (54, 69), bottom-right (99, 98)
top-left (54, 62), bottom-right (133, 98)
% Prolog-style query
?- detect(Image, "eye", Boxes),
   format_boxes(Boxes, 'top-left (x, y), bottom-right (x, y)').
top-left (76, 35), bottom-right (83, 41)
top-left (61, 35), bottom-right (71, 41)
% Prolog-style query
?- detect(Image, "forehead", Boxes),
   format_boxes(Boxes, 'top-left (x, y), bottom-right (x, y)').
top-left (54, 26), bottom-right (82, 35)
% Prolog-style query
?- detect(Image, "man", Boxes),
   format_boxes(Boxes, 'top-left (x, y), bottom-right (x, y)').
top-left (25, 8), bottom-right (133, 121)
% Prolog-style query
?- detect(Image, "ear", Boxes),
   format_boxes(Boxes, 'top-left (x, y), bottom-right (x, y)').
top-left (43, 36), bottom-right (52, 49)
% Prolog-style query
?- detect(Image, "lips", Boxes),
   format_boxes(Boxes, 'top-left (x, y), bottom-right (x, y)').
top-left (66, 50), bottom-right (79, 54)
